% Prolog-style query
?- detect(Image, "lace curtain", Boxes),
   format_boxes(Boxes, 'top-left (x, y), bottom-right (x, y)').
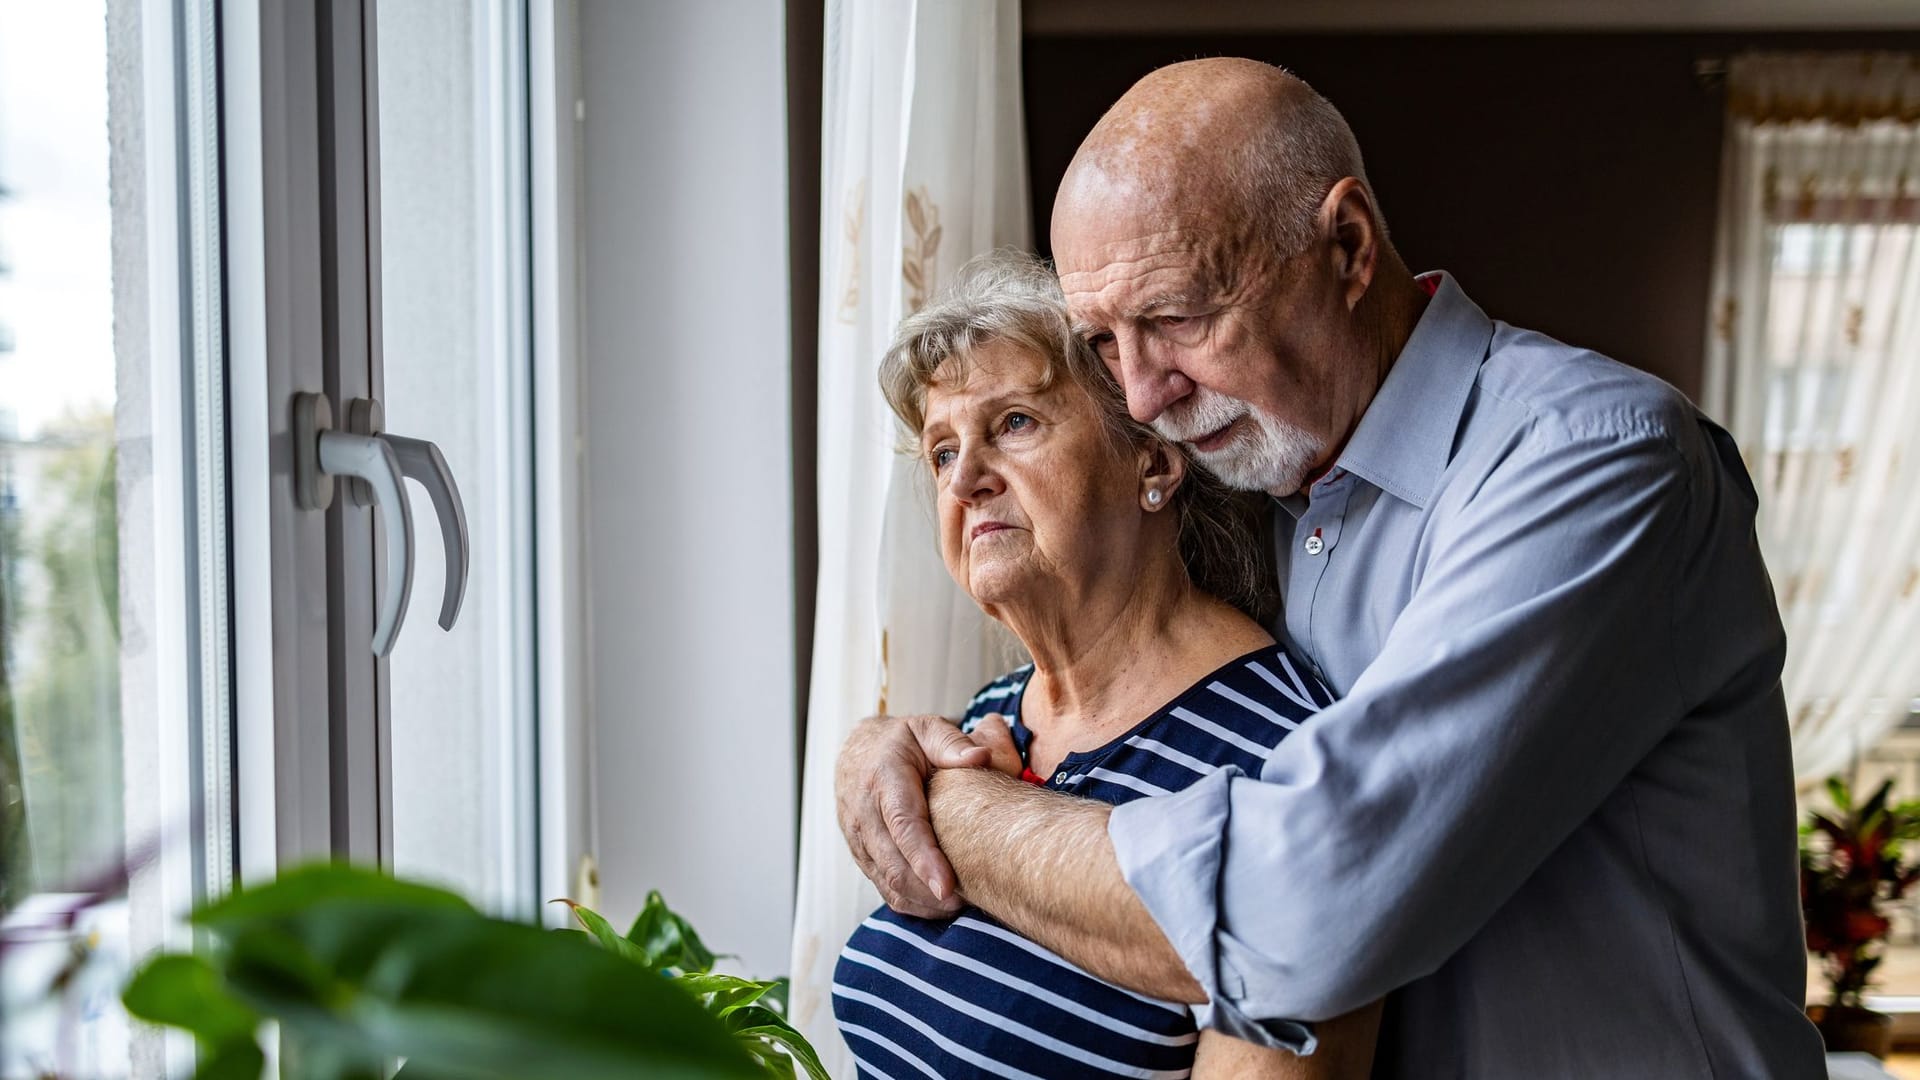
top-left (1703, 53), bottom-right (1920, 785)
top-left (786, 1), bottom-right (1030, 1073)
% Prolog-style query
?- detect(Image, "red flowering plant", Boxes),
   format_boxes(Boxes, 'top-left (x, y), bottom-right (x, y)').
top-left (1802, 776), bottom-right (1920, 1009)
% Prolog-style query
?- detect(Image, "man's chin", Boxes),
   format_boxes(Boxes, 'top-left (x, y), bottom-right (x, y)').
top-left (1194, 448), bottom-right (1311, 495)
top-left (1193, 453), bottom-right (1274, 493)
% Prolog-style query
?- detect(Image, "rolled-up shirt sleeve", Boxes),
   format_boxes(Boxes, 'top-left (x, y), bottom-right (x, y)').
top-left (1110, 422), bottom-right (1706, 1049)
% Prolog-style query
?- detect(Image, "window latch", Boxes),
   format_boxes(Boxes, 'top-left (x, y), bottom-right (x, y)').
top-left (291, 391), bottom-right (470, 656)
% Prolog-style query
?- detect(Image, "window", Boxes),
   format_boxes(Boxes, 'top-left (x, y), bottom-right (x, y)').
top-left (1760, 223), bottom-right (1918, 458)
top-left (1710, 117), bottom-right (1920, 1004)
top-left (375, 0), bottom-right (537, 916)
top-left (2, 1), bottom-right (557, 1073)
top-left (0, 0), bottom-right (231, 1075)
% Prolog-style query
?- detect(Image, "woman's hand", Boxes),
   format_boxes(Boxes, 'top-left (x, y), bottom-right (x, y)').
top-left (967, 713), bottom-right (1026, 778)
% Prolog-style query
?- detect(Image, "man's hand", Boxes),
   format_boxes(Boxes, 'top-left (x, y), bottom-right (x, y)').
top-left (835, 714), bottom-right (991, 918)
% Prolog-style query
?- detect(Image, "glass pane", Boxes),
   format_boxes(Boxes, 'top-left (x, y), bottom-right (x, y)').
top-left (375, 0), bottom-right (535, 916)
top-left (0, 0), bottom-right (229, 1075)
top-left (0, 0), bottom-right (121, 914)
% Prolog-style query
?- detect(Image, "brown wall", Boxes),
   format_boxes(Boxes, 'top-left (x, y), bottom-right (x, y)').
top-left (1024, 31), bottom-right (1920, 401)
top-left (788, 0), bottom-right (824, 806)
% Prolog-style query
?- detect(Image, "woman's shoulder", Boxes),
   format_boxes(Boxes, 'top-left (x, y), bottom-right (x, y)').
top-left (1181, 642), bottom-right (1336, 723)
top-left (957, 664), bottom-right (1034, 733)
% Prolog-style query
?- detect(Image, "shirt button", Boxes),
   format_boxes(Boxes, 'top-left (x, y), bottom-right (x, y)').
top-left (1304, 535), bottom-right (1325, 556)
top-left (1054, 772), bottom-right (1068, 783)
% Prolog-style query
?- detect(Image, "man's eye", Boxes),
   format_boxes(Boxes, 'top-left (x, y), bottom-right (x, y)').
top-left (1158, 315), bottom-right (1189, 327)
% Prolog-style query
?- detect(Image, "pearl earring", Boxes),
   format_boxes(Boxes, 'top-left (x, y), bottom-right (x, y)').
top-left (1147, 489), bottom-right (1163, 506)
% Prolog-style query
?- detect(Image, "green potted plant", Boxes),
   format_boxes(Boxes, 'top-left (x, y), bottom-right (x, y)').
top-left (119, 863), bottom-right (827, 1079)
top-left (1801, 776), bottom-right (1920, 1058)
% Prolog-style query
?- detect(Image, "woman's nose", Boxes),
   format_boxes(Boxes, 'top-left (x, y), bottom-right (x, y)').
top-left (948, 446), bottom-right (1003, 503)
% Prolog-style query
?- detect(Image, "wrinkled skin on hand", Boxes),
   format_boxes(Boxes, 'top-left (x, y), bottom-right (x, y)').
top-left (965, 713), bottom-right (1025, 779)
top-left (834, 714), bottom-right (990, 918)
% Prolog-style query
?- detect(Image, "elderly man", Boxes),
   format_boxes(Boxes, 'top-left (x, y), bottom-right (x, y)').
top-left (836, 58), bottom-right (1824, 1077)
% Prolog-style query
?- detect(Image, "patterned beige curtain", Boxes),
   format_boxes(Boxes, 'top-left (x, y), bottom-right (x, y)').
top-left (1704, 53), bottom-right (1920, 785)
top-left (786, 1), bottom-right (1030, 1074)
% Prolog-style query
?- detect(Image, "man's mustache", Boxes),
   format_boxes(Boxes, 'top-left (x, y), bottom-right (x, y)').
top-left (1154, 389), bottom-right (1249, 446)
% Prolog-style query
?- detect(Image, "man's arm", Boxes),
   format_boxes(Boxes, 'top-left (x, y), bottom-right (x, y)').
top-left (886, 423), bottom-right (1741, 1049)
top-left (1192, 1000), bottom-right (1382, 1079)
top-left (1096, 425), bottom-right (1725, 1043)
top-left (925, 767), bottom-right (1204, 1003)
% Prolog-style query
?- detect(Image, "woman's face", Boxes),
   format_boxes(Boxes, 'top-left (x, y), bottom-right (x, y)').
top-left (920, 339), bottom-right (1152, 612)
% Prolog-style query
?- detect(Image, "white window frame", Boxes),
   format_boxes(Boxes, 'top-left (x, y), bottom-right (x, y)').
top-left (224, 0), bottom-right (579, 914)
top-left (226, 0), bottom-right (372, 875)
top-left (530, 0), bottom-right (593, 925)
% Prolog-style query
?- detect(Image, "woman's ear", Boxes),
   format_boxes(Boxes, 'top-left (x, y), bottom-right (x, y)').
top-left (1138, 439), bottom-right (1188, 512)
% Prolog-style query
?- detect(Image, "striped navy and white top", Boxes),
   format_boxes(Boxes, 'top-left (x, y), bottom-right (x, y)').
top-left (832, 643), bottom-right (1335, 1080)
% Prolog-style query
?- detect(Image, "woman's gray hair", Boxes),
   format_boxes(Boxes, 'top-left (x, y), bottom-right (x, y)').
top-left (877, 249), bottom-right (1275, 621)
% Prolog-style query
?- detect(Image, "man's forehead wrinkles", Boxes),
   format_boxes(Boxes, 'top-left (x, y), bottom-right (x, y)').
top-left (1061, 255), bottom-right (1209, 327)
top-left (1060, 226), bottom-right (1217, 271)
top-left (1060, 250), bottom-right (1188, 287)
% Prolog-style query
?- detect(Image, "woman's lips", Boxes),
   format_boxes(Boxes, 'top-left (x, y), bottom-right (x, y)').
top-left (970, 521), bottom-right (1012, 540)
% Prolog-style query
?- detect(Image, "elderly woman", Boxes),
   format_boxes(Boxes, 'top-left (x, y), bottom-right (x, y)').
top-left (831, 251), bottom-right (1381, 1079)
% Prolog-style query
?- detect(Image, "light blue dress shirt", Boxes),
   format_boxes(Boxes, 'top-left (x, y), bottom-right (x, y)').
top-left (1107, 274), bottom-right (1826, 1078)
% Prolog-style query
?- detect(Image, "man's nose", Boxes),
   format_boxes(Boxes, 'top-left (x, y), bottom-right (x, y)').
top-left (1115, 336), bottom-right (1193, 424)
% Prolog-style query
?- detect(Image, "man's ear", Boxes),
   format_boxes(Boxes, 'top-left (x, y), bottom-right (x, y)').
top-left (1138, 439), bottom-right (1189, 512)
top-left (1319, 176), bottom-right (1380, 311)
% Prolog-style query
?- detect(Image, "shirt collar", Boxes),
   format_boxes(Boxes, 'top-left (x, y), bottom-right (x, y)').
top-left (1282, 272), bottom-right (1493, 516)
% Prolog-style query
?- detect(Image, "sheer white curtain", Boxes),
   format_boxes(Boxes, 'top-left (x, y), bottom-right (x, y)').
top-left (787, 1), bottom-right (1030, 1073)
top-left (1704, 53), bottom-right (1920, 785)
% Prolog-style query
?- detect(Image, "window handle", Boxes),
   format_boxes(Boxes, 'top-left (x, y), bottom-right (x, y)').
top-left (318, 428), bottom-right (416, 657)
top-left (383, 434), bottom-right (468, 631)
top-left (292, 393), bottom-right (468, 655)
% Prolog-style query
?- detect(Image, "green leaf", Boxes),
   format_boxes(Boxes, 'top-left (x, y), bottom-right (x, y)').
top-left (555, 900), bottom-right (650, 967)
top-left (759, 977), bottom-right (791, 1015)
top-left (733, 1019), bottom-right (832, 1080)
top-left (124, 954), bottom-right (261, 1046)
top-left (189, 1038), bottom-right (266, 1080)
top-left (673, 972), bottom-right (774, 1017)
top-left (742, 1040), bottom-right (798, 1080)
top-left (194, 863), bottom-right (474, 933)
top-left (1828, 776), bottom-right (1852, 813)
top-left (1864, 780), bottom-right (1896, 820)
top-left (123, 865), bottom-right (829, 1080)
top-left (318, 917), bottom-right (758, 1079)
top-left (721, 1003), bottom-right (830, 1079)
top-left (625, 890), bottom-right (716, 974)
top-left (279, 1030), bottom-right (384, 1080)
top-left (124, 955), bottom-right (268, 1080)
top-left (135, 864), bottom-right (762, 1080)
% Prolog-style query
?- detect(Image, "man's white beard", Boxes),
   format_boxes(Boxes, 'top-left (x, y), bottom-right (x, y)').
top-left (1154, 387), bottom-right (1324, 495)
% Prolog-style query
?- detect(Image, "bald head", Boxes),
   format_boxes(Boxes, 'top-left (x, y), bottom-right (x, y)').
top-left (1047, 59), bottom-right (1423, 497)
top-left (1053, 58), bottom-right (1377, 265)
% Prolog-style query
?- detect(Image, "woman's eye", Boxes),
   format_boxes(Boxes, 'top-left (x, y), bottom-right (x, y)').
top-left (932, 447), bottom-right (956, 469)
top-left (1158, 315), bottom-right (1190, 327)
top-left (1004, 413), bottom-right (1034, 433)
